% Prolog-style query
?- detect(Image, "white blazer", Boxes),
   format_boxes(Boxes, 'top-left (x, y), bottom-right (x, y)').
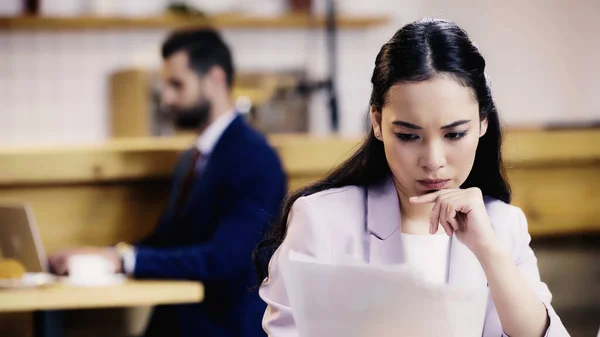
top-left (259, 179), bottom-right (569, 337)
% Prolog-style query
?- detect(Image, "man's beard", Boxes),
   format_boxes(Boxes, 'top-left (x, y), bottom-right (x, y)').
top-left (172, 100), bottom-right (211, 130)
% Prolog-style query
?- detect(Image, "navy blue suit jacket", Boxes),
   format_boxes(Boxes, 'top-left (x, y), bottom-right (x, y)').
top-left (134, 115), bottom-right (287, 337)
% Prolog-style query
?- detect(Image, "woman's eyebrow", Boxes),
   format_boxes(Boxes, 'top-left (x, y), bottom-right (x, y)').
top-left (391, 119), bottom-right (471, 130)
top-left (392, 121), bottom-right (421, 129)
top-left (441, 120), bottom-right (471, 129)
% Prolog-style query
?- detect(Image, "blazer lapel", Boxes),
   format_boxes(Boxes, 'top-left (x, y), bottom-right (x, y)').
top-left (166, 149), bottom-right (197, 217)
top-left (176, 116), bottom-right (244, 220)
top-left (177, 155), bottom-right (217, 221)
top-left (366, 179), bottom-right (405, 265)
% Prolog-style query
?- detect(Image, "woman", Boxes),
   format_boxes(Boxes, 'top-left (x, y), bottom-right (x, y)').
top-left (254, 19), bottom-right (569, 337)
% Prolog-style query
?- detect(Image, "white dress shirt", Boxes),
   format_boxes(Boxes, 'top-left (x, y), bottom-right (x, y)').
top-left (195, 109), bottom-right (237, 156)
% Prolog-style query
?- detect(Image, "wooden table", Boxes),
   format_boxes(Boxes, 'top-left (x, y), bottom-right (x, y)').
top-left (0, 279), bottom-right (204, 313)
top-left (0, 279), bottom-right (203, 337)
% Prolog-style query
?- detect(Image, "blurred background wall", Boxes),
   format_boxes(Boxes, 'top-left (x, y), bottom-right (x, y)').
top-left (0, 0), bottom-right (598, 145)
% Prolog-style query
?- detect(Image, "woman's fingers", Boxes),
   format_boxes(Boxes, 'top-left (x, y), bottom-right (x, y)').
top-left (430, 198), bottom-right (443, 232)
top-left (445, 199), bottom-right (460, 230)
top-left (408, 190), bottom-right (446, 204)
top-left (448, 217), bottom-right (460, 233)
top-left (408, 189), bottom-right (468, 236)
top-left (434, 191), bottom-right (461, 235)
top-left (441, 202), bottom-right (457, 232)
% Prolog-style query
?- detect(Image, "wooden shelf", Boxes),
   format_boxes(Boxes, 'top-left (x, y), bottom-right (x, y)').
top-left (0, 14), bottom-right (390, 31)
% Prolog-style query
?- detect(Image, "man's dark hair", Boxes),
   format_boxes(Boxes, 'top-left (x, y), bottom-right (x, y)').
top-left (162, 29), bottom-right (235, 89)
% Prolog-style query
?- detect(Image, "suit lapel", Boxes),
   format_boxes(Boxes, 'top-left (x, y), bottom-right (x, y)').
top-left (166, 149), bottom-right (196, 218)
top-left (177, 116), bottom-right (244, 220)
top-left (177, 152), bottom-right (219, 222)
top-left (366, 179), bottom-right (405, 265)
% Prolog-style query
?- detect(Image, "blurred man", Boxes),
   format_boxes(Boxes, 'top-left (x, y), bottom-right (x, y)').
top-left (49, 29), bottom-right (287, 337)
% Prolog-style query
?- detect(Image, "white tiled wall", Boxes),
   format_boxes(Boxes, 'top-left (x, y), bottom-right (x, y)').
top-left (0, 0), bottom-right (599, 145)
top-left (1, 30), bottom-right (150, 144)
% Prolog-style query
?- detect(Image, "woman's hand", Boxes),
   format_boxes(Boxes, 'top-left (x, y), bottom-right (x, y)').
top-left (409, 188), bottom-right (498, 257)
top-left (412, 188), bottom-right (552, 336)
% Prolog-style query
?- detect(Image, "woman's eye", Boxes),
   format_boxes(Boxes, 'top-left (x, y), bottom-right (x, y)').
top-left (395, 133), bottom-right (419, 142)
top-left (445, 132), bottom-right (467, 140)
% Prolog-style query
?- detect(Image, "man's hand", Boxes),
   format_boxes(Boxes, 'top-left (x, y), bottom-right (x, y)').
top-left (48, 247), bottom-right (121, 275)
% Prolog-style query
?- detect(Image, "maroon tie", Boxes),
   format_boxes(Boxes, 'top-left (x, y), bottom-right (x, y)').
top-left (175, 148), bottom-right (201, 218)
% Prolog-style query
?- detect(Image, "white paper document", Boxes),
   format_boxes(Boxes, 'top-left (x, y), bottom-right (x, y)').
top-left (282, 251), bottom-right (489, 337)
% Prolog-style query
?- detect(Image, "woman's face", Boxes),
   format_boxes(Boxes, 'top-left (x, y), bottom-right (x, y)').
top-left (371, 75), bottom-right (488, 198)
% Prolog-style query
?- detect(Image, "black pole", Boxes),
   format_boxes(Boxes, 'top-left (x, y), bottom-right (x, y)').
top-left (325, 0), bottom-right (339, 132)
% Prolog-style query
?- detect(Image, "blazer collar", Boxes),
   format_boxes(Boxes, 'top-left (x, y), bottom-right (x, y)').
top-left (195, 110), bottom-right (237, 155)
top-left (366, 178), bottom-right (401, 240)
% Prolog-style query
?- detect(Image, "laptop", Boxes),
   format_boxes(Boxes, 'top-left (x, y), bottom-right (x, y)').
top-left (0, 203), bottom-right (48, 273)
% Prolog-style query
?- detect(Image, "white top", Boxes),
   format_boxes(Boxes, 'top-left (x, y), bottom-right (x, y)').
top-left (400, 233), bottom-right (450, 285)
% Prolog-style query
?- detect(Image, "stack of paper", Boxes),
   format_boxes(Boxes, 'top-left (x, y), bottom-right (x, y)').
top-left (282, 251), bottom-right (489, 337)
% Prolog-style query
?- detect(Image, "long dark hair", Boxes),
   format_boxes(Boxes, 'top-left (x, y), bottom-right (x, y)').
top-left (253, 18), bottom-right (511, 286)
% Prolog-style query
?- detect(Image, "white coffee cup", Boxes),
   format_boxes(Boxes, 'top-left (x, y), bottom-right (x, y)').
top-left (67, 254), bottom-right (115, 287)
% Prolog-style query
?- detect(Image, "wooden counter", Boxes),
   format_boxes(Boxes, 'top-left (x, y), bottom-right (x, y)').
top-left (0, 280), bottom-right (203, 313)
top-left (0, 134), bottom-right (361, 186)
top-left (1, 130), bottom-right (599, 184)
top-left (0, 130), bottom-right (599, 253)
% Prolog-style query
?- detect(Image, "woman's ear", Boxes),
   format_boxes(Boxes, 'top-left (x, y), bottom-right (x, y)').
top-left (371, 106), bottom-right (383, 141)
top-left (479, 117), bottom-right (488, 137)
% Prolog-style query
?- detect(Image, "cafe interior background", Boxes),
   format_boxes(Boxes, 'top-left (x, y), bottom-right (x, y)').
top-left (0, 0), bottom-right (598, 336)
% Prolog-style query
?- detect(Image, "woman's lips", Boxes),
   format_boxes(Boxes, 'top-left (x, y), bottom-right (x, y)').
top-left (417, 179), bottom-right (450, 190)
